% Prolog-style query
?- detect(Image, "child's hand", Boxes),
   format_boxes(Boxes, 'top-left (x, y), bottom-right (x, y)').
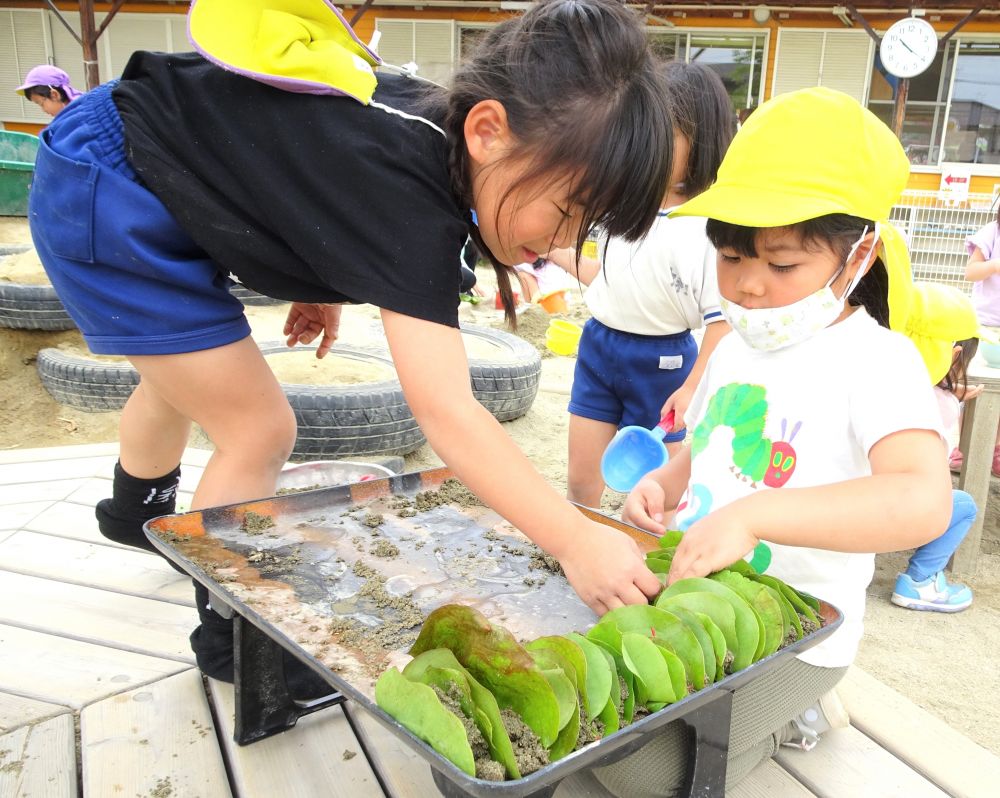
top-left (659, 384), bottom-right (694, 431)
top-left (667, 505), bottom-right (759, 583)
top-left (621, 477), bottom-right (668, 534)
top-left (558, 520), bottom-right (661, 615)
top-left (956, 383), bottom-right (984, 402)
top-left (284, 303), bottom-right (343, 358)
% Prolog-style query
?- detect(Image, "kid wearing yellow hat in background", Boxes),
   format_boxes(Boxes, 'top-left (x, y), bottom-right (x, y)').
top-left (893, 282), bottom-right (980, 612)
top-left (609, 88), bottom-right (952, 795)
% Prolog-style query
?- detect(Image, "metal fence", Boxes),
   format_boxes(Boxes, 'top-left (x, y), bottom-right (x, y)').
top-left (890, 190), bottom-right (999, 293)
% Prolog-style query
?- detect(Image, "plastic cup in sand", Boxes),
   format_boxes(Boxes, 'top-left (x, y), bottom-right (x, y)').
top-left (537, 289), bottom-right (568, 314)
top-left (545, 319), bottom-right (582, 356)
top-left (601, 411), bottom-right (676, 493)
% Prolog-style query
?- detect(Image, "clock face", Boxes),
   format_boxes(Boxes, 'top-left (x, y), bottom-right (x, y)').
top-left (880, 18), bottom-right (938, 79)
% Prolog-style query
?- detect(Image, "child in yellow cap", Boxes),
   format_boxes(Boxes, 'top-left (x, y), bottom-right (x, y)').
top-left (608, 87), bottom-right (952, 793)
top-left (893, 282), bottom-right (979, 612)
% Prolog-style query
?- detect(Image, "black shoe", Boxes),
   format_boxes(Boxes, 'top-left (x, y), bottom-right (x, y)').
top-left (96, 498), bottom-right (186, 574)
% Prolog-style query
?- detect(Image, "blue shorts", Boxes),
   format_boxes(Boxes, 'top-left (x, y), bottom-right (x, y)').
top-left (28, 81), bottom-right (250, 355)
top-left (568, 319), bottom-right (698, 442)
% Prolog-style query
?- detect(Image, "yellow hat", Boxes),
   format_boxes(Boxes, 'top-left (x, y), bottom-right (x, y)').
top-left (188, 0), bottom-right (379, 103)
top-left (906, 282), bottom-right (981, 384)
top-left (671, 87), bottom-right (913, 331)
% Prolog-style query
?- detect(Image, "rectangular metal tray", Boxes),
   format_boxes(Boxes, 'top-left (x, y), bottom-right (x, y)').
top-left (146, 466), bottom-right (842, 798)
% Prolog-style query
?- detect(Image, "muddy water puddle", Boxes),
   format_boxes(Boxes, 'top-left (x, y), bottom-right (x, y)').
top-left (149, 475), bottom-right (596, 697)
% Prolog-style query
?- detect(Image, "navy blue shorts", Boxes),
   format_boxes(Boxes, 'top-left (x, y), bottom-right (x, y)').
top-left (568, 319), bottom-right (698, 441)
top-left (28, 81), bottom-right (250, 355)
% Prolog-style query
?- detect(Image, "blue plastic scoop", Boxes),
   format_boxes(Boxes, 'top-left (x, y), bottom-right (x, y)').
top-left (601, 411), bottom-right (675, 493)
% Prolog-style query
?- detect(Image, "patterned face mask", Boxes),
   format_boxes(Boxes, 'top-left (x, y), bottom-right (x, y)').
top-left (721, 224), bottom-right (879, 352)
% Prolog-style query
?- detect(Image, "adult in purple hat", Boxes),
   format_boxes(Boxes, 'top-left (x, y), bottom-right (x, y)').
top-left (15, 65), bottom-right (83, 117)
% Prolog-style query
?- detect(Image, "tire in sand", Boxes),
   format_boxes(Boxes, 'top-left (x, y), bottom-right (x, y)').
top-left (0, 246), bottom-right (75, 331)
top-left (36, 348), bottom-right (138, 411)
top-left (461, 323), bottom-right (541, 421)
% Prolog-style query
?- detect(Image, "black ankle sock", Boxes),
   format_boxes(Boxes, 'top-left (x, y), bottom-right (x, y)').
top-left (96, 460), bottom-right (181, 559)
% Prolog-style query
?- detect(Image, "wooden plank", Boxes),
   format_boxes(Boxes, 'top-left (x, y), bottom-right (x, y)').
top-left (0, 712), bottom-right (76, 797)
top-left (775, 726), bottom-right (948, 798)
top-left (81, 669), bottom-right (232, 798)
top-left (208, 679), bottom-right (386, 798)
top-left (1, 501), bottom-right (54, 529)
top-left (19, 499), bottom-right (133, 549)
top-left (0, 530), bottom-right (194, 605)
top-left (0, 691), bottom-right (70, 734)
top-left (730, 757), bottom-right (817, 797)
top-left (839, 666), bottom-right (1000, 798)
top-left (0, 571), bottom-right (197, 662)
top-left (0, 442), bottom-right (117, 465)
top-left (0, 478), bottom-right (88, 505)
top-left (344, 702), bottom-right (440, 798)
top-left (953, 389), bottom-right (1000, 575)
top-left (0, 624), bottom-right (190, 709)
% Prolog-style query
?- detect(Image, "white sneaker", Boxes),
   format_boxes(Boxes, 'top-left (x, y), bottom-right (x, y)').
top-left (781, 689), bottom-right (850, 751)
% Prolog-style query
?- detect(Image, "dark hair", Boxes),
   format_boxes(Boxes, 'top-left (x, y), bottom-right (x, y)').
top-left (941, 338), bottom-right (979, 393)
top-left (433, 0), bottom-right (673, 323)
top-left (706, 213), bottom-right (891, 327)
top-left (24, 84), bottom-right (68, 103)
top-left (661, 61), bottom-right (736, 197)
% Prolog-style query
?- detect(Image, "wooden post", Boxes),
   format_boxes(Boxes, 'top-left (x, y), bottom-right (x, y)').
top-left (892, 78), bottom-right (910, 138)
top-left (78, 0), bottom-right (100, 91)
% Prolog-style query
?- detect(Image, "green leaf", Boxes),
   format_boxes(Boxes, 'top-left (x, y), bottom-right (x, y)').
top-left (375, 668), bottom-right (476, 776)
top-left (694, 612), bottom-right (727, 682)
top-left (564, 633), bottom-right (613, 722)
top-left (403, 648), bottom-right (521, 779)
top-left (410, 604), bottom-right (561, 747)
top-left (660, 605), bottom-right (717, 685)
top-left (655, 592), bottom-right (738, 676)
top-left (711, 571), bottom-right (784, 660)
top-left (659, 578), bottom-right (760, 672)
top-left (621, 633), bottom-right (675, 705)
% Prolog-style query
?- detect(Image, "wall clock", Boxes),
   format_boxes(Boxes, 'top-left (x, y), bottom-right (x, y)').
top-left (880, 17), bottom-right (938, 79)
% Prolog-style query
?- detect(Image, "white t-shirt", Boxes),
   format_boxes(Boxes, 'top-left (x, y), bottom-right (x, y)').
top-left (674, 309), bottom-right (942, 668)
top-left (586, 214), bottom-right (723, 335)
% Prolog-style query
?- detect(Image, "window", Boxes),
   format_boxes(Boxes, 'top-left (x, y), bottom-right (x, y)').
top-left (374, 19), bottom-right (454, 85)
top-left (647, 29), bottom-right (766, 113)
top-left (941, 41), bottom-right (1000, 166)
top-left (773, 29), bottom-right (873, 104)
top-left (868, 37), bottom-right (1000, 169)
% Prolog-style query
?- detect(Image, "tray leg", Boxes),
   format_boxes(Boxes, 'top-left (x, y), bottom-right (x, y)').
top-left (233, 614), bottom-right (346, 745)
top-left (679, 688), bottom-right (733, 797)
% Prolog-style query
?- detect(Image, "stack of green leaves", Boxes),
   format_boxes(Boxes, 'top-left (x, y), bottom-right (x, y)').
top-left (374, 532), bottom-right (823, 783)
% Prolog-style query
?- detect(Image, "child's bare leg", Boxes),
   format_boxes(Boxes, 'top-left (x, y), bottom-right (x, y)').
top-left (129, 337), bottom-right (296, 508)
top-left (567, 414), bottom-right (617, 508)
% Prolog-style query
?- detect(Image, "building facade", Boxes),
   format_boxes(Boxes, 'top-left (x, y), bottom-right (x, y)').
top-left (1, 1), bottom-right (999, 195)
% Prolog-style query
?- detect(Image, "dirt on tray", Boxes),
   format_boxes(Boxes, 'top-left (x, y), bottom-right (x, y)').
top-left (3, 216), bottom-right (1000, 756)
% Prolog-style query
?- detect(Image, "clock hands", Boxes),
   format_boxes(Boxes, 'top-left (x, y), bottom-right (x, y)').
top-left (899, 38), bottom-right (917, 56)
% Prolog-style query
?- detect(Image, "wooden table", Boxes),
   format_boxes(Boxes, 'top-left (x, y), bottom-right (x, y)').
top-left (952, 356), bottom-right (1000, 575)
top-left (2, 444), bottom-right (999, 797)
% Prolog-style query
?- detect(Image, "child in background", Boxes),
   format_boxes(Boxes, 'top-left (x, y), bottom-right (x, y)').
top-left (28, 0), bottom-right (668, 693)
top-left (613, 87), bottom-right (951, 794)
top-left (512, 257), bottom-right (574, 303)
top-left (959, 199), bottom-right (1000, 474)
top-left (15, 65), bottom-right (83, 117)
top-left (894, 282), bottom-right (979, 612)
top-left (546, 61), bottom-right (735, 508)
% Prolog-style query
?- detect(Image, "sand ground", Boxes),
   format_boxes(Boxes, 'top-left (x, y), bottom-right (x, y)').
top-left (2, 215), bottom-right (997, 755)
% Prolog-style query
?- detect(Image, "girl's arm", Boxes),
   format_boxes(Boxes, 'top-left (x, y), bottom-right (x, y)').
top-left (545, 247), bottom-right (602, 286)
top-left (659, 321), bottom-right (731, 429)
top-left (621, 447), bottom-right (693, 534)
top-left (668, 428), bottom-right (951, 582)
top-left (964, 246), bottom-right (1000, 283)
top-left (381, 309), bottom-right (662, 614)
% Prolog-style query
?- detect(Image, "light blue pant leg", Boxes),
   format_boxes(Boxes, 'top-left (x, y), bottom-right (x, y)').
top-left (906, 490), bottom-right (977, 581)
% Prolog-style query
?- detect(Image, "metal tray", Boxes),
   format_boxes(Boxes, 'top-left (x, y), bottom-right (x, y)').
top-left (146, 467), bottom-right (842, 798)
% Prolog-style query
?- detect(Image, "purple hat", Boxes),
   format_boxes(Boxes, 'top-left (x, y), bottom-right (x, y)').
top-left (15, 65), bottom-right (83, 101)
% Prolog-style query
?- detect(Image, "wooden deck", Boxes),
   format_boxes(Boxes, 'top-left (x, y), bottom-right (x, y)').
top-left (2, 443), bottom-right (998, 798)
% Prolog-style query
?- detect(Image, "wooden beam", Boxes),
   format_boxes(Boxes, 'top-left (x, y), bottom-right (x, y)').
top-left (95, 0), bottom-right (129, 42)
top-left (940, 1), bottom-right (986, 45)
top-left (350, 0), bottom-right (378, 27)
top-left (42, 0), bottom-right (81, 47)
top-left (78, 0), bottom-right (101, 91)
top-left (843, 2), bottom-right (881, 46)
top-left (892, 77), bottom-right (910, 139)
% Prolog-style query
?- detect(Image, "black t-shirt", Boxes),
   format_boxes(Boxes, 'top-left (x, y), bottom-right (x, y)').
top-left (113, 52), bottom-right (466, 327)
